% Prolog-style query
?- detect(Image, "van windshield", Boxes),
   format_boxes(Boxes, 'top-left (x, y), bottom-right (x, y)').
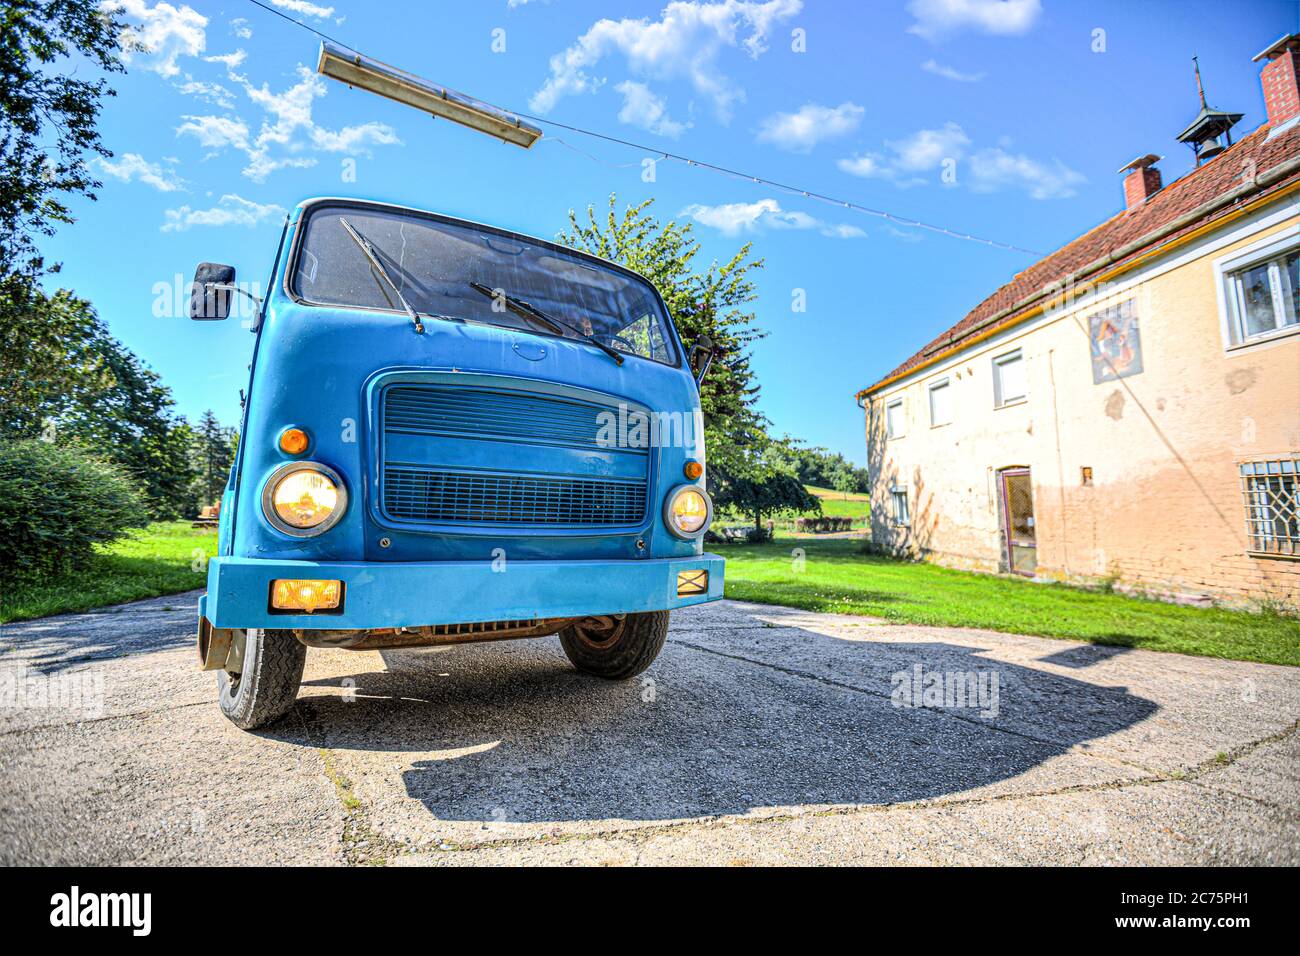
top-left (291, 202), bottom-right (678, 366)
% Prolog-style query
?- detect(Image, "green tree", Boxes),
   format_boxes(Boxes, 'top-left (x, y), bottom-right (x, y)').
top-left (709, 437), bottom-right (820, 538)
top-left (831, 467), bottom-right (857, 499)
top-left (779, 438), bottom-right (869, 492)
top-left (0, 283), bottom-right (105, 438)
top-left (557, 196), bottom-right (770, 478)
top-left (1, 0), bottom-right (127, 278)
top-left (0, 286), bottom-right (196, 518)
top-left (192, 410), bottom-right (235, 509)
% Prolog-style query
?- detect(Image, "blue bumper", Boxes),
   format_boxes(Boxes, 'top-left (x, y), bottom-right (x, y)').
top-left (200, 554), bottom-right (724, 630)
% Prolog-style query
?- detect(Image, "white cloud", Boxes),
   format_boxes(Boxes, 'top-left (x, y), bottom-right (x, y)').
top-left (680, 198), bottom-right (865, 238)
top-left (837, 122), bottom-right (968, 186)
top-left (529, 0), bottom-right (802, 122)
top-left (176, 114), bottom-right (250, 150)
top-left (269, 0), bottom-right (335, 19)
top-left (204, 49), bottom-right (246, 70)
top-left (890, 122), bottom-right (972, 171)
top-left (907, 0), bottom-right (1042, 40)
top-left (177, 66), bottom-right (401, 182)
top-left (886, 225), bottom-right (924, 244)
top-left (176, 77), bottom-right (236, 109)
top-left (820, 222), bottom-right (869, 239)
top-left (836, 154), bottom-right (887, 177)
top-left (968, 147), bottom-right (1086, 199)
top-left (837, 121), bottom-right (1083, 198)
top-left (104, 0), bottom-right (207, 78)
top-left (97, 152), bottom-right (186, 191)
top-left (230, 18), bottom-right (252, 39)
top-left (756, 101), bottom-right (863, 152)
top-left (615, 81), bottom-right (690, 137)
top-left (242, 154), bottom-right (318, 182)
top-left (161, 193), bottom-right (285, 231)
top-left (310, 122), bottom-right (402, 153)
top-left (921, 58), bottom-right (984, 82)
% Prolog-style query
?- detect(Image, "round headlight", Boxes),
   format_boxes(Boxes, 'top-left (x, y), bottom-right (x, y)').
top-left (665, 485), bottom-right (712, 539)
top-left (262, 462), bottom-right (347, 537)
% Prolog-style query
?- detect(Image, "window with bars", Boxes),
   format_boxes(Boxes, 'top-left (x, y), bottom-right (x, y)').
top-left (1240, 459), bottom-right (1299, 557)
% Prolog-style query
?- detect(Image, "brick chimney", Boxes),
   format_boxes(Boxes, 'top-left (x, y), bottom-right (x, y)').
top-left (1118, 154), bottom-right (1162, 210)
top-left (1254, 34), bottom-right (1300, 128)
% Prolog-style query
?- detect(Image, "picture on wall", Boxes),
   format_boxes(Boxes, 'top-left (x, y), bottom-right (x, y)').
top-left (1089, 298), bottom-right (1143, 383)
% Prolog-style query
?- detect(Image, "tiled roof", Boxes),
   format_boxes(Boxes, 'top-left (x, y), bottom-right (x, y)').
top-left (860, 121), bottom-right (1300, 396)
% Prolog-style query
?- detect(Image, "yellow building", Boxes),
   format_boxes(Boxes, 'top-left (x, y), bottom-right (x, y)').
top-left (856, 36), bottom-right (1300, 609)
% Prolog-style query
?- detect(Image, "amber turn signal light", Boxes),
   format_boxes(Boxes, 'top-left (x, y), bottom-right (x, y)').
top-left (676, 570), bottom-right (709, 596)
top-left (683, 460), bottom-right (704, 480)
top-left (270, 579), bottom-right (342, 613)
top-left (279, 428), bottom-right (310, 455)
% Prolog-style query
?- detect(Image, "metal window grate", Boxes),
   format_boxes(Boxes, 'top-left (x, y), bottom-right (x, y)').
top-left (384, 467), bottom-right (647, 526)
top-left (1240, 459), bottom-right (1300, 557)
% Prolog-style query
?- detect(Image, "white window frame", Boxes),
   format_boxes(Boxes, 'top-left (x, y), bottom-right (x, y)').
top-left (992, 349), bottom-right (1027, 408)
top-left (885, 397), bottom-right (905, 439)
top-left (889, 485), bottom-right (910, 526)
top-left (928, 378), bottom-right (952, 427)
top-left (1240, 458), bottom-right (1300, 558)
top-left (1215, 230), bottom-right (1300, 350)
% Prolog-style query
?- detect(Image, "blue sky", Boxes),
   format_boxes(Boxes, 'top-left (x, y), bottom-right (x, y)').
top-left (42, 0), bottom-right (1298, 464)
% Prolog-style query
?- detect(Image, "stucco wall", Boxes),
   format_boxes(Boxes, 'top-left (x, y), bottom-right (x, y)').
top-left (865, 202), bottom-right (1300, 608)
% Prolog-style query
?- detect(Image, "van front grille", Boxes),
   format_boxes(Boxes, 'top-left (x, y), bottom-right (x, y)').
top-left (383, 467), bottom-right (648, 526)
top-left (379, 382), bottom-right (650, 529)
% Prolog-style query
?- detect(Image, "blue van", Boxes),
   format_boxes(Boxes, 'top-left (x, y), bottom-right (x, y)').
top-left (191, 198), bottom-right (724, 729)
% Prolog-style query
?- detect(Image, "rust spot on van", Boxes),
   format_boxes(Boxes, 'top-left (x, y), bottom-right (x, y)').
top-left (1105, 389), bottom-right (1125, 420)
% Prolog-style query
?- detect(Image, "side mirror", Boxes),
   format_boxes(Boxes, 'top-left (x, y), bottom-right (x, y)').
top-left (189, 262), bottom-right (236, 320)
top-left (688, 334), bottom-right (715, 384)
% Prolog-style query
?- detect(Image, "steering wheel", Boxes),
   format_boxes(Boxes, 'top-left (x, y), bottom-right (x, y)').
top-left (603, 333), bottom-right (639, 355)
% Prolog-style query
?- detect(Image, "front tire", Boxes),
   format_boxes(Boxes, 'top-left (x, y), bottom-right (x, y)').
top-left (559, 611), bottom-right (669, 680)
top-left (217, 628), bottom-right (306, 730)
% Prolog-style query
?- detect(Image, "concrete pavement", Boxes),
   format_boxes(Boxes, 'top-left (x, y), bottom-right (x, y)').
top-left (1, 592), bottom-right (1296, 865)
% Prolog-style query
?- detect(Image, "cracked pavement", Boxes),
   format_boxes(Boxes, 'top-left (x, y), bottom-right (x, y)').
top-left (1, 592), bottom-right (1297, 865)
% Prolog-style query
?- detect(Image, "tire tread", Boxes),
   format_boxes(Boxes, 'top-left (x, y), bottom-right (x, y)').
top-left (559, 610), bottom-right (669, 680)
top-left (217, 629), bottom-right (306, 730)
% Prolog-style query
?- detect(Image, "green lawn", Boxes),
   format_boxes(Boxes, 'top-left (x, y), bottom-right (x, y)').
top-left (1, 522), bottom-right (216, 624)
top-left (718, 538), bottom-right (1298, 666)
top-left (804, 485), bottom-right (870, 521)
top-left (810, 496), bottom-right (870, 522)
top-left (5, 525), bottom-right (1294, 667)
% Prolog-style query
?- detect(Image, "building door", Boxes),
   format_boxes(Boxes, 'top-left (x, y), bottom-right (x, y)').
top-left (1000, 468), bottom-right (1037, 575)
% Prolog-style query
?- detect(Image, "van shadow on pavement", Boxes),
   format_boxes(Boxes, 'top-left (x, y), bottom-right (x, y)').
top-left (274, 620), bottom-right (1159, 824)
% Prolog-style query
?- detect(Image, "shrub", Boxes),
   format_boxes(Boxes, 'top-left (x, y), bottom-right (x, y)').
top-left (0, 439), bottom-right (147, 582)
top-left (794, 516), bottom-right (854, 534)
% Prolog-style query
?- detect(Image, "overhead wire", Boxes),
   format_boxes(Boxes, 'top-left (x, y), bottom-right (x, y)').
top-left (241, 0), bottom-right (1042, 256)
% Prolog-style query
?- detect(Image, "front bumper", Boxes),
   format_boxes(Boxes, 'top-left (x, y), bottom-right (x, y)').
top-left (200, 554), bottom-right (725, 631)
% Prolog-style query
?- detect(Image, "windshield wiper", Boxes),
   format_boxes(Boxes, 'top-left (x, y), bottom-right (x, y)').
top-left (468, 281), bottom-right (624, 366)
top-left (338, 216), bottom-right (424, 334)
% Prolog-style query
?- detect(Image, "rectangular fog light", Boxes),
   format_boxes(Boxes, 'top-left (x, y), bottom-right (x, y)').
top-left (270, 579), bottom-right (343, 613)
top-left (676, 570), bottom-right (709, 596)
